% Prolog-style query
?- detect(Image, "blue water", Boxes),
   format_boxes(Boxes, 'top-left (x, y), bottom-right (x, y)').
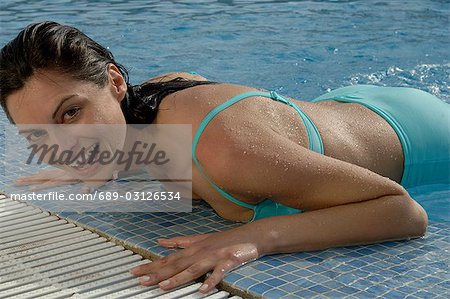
top-left (0, 0), bottom-right (449, 220)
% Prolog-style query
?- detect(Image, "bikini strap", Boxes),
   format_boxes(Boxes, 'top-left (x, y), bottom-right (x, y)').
top-left (269, 91), bottom-right (324, 154)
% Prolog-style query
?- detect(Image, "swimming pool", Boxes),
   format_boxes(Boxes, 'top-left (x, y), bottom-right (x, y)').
top-left (1, 0), bottom-right (449, 298)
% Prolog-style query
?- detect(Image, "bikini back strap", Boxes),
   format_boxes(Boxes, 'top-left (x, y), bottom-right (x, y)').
top-left (269, 91), bottom-right (324, 154)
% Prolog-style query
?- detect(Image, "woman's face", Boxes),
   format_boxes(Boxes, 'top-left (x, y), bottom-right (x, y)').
top-left (6, 65), bottom-right (128, 184)
top-left (7, 65), bottom-right (126, 125)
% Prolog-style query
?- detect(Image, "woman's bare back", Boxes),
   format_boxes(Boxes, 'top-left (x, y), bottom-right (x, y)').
top-left (156, 83), bottom-right (405, 220)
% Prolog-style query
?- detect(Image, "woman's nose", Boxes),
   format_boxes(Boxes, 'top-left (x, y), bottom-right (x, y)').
top-left (48, 126), bottom-right (79, 153)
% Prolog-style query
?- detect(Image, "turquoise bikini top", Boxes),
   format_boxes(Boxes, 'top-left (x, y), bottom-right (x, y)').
top-left (192, 90), bottom-right (324, 222)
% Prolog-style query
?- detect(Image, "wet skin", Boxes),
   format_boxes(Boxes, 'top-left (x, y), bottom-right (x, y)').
top-left (7, 68), bottom-right (428, 293)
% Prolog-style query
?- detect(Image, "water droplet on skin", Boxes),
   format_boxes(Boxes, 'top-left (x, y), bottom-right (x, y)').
top-left (275, 160), bottom-right (279, 165)
top-left (284, 167), bottom-right (289, 171)
top-left (243, 151), bottom-right (247, 155)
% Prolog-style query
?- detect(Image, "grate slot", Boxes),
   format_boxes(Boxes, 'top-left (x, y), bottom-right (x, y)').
top-left (0, 215), bottom-right (60, 234)
top-left (0, 211), bottom-right (51, 227)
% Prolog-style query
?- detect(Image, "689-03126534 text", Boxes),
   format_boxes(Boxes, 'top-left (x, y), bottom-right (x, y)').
top-left (9, 191), bottom-right (182, 201)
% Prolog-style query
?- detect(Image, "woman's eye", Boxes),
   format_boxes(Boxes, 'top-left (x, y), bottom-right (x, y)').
top-left (63, 107), bottom-right (81, 121)
top-left (26, 130), bottom-right (47, 142)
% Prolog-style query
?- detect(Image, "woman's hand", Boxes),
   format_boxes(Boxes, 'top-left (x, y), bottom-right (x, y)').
top-left (129, 227), bottom-right (261, 293)
top-left (14, 168), bottom-right (91, 192)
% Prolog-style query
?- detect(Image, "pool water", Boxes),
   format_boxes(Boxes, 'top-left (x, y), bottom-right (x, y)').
top-left (0, 1), bottom-right (449, 298)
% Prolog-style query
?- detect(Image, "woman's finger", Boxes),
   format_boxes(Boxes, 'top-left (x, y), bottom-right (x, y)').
top-left (15, 169), bottom-right (71, 185)
top-left (130, 249), bottom-right (188, 278)
top-left (15, 175), bottom-right (51, 185)
top-left (199, 261), bottom-right (236, 293)
top-left (157, 259), bottom-right (216, 291)
top-left (28, 178), bottom-right (80, 191)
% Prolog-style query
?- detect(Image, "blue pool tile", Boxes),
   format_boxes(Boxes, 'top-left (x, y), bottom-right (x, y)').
top-left (265, 258), bottom-right (284, 267)
top-left (305, 256), bottom-right (323, 263)
top-left (307, 274), bottom-right (330, 284)
top-left (224, 272), bottom-right (243, 284)
top-left (333, 263), bottom-right (357, 273)
top-left (158, 221), bottom-right (176, 227)
top-left (348, 278), bottom-right (372, 291)
top-left (291, 279), bottom-right (315, 289)
top-left (390, 265), bottom-right (409, 273)
top-left (291, 269), bottom-right (315, 278)
top-left (384, 290), bottom-right (409, 299)
top-left (306, 265), bottom-right (327, 273)
top-left (406, 269), bottom-right (427, 279)
top-left (251, 272), bottom-right (272, 282)
top-left (324, 290), bottom-right (348, 299)
top-left (278, 273), bottom-right (298, 282)
top-left (278, 283), bottom-right (301, 293)
top-left (347, 259), bottom-right (368, 268)
top-left (356, 248), bottom-right (377, 255)
top-left (248, 283), bottom-right (272, 294)
top-left (293, 289), bottom-right (316, 298)
top-left (262, 288), bottom-right (287, 297)
top-left (277, 255), bottom-right (301, 263)
top-left (236, 277), bottom-right (258, 290)
top-left (125, 235), bottom-right (149, 245)
top-left (344, 251), bottom-right (364, 258)
top-left (335, 272), bottom-right (360, 284)
top-left (408, 277), bottom-right (437, 289)
top-left (365, 274), bottom-right (387, 284)
top-left (266, 268), bottom-right (285, 276)
top-left (358, 255), bottom-right (379, 264)
top-left (421, 275), bottom-right (442, 285)
top-left (308, 284), bottom-right (330, 294)
top-left (338, 285), bottom-right (360, 295)
top-left (252, 263), bottom-right (272, 271)
top-left (366, 284), bottom-right (391, 296)
top-left (322, 279), bottom-right (346, 290)
top-left (234, 266), bottom-right (258, 277)
top-left (279, 264), bottom-right (298, 272)
top-left (264, 278), bottom-right (287, 288)
top-left (321, 270), bottom-right (339, 279)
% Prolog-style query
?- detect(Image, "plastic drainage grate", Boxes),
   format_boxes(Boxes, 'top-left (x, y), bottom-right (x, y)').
top-left (0, 195), bottom-right (241, 299)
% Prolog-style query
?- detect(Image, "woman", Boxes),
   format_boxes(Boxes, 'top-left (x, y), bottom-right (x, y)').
top-left (1, 21), bottom-right (446, 293)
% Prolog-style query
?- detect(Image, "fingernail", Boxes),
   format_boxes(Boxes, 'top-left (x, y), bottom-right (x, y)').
top-left (199, 283), bottom-right (209, 292)
top-left (140, 275), bottom-right (151, 282)
top-left (159, 279), bottom-right (170, 287)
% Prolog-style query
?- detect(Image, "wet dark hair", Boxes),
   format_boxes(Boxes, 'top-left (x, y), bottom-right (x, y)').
top-left (0, 21), bottom-right (216, 124)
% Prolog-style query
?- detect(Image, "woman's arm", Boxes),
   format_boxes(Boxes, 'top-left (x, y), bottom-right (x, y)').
top-left (130, 113), bottom-right (427, 292)
top-left (130, 192), bottom-right (426, 293)
top-left (245, 193), bottom-right (427, 255)
top-left (195, 119), bottom-right (427, 249)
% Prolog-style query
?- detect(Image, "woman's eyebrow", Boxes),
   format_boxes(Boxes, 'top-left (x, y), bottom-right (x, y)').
top-left (52, 94), bottom-right (79, 119)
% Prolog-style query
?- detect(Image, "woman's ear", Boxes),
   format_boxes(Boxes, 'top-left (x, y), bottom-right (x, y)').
top-left (107, 64), bottom-right (127, 103)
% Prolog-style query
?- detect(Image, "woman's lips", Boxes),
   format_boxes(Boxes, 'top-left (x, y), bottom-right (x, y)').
top-left (68, 143), bottom-right (102, 177)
